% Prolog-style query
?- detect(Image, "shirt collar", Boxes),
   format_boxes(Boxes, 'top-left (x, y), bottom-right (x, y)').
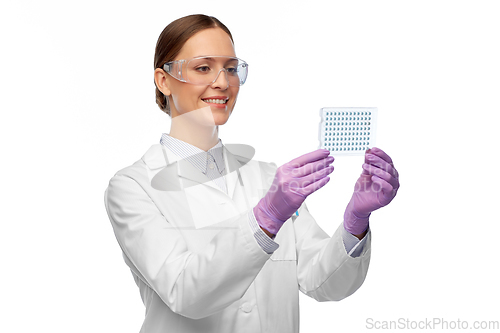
top-left (160, 133), bottom-right (225, 175)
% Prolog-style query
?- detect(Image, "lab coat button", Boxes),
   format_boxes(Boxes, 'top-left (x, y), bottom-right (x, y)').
top-left (208, 163), bottom-right (215, 169)
top-left (241, 303), bottom-right (253, 313)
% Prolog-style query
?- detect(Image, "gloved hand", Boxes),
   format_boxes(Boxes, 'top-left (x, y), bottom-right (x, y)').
top-left (254, 149), bottom-right (335, 235)
top-left (344, 147), bottom-right (400, 235)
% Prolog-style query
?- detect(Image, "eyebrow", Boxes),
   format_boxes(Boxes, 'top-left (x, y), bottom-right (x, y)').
top-left (192, 57), bottom-right (239, 67)
top-left (195, 56), bottom-right (237, 60)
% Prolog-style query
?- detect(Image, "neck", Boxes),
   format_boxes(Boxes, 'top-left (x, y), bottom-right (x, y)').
top-left (168, 107), bottom-right (219, 152)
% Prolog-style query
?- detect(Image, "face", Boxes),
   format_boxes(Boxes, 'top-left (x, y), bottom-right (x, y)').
top-left (155, 28), bottom-right (240, 125)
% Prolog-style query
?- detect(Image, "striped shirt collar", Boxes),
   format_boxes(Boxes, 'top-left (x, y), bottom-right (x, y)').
top-left (160, 133), bottom-right (226, 175)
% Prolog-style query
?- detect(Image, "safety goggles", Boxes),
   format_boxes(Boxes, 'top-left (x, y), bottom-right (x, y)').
top-left (163, 56), bottom-right (248, 87)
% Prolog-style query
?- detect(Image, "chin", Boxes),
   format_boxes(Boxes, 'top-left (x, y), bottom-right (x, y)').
top-left (212, 113), bottom-right (230, 126)
top-left (214, 117), bottom-right (230, 126)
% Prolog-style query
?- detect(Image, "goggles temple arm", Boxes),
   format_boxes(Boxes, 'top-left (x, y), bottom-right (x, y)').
top-left (163, 60), bottom-right (186, 82)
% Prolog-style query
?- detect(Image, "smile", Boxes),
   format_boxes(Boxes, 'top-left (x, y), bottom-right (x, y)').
top-left (202, 98), bottom-right (228, 104)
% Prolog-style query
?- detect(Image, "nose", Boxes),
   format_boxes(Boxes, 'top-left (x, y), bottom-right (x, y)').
top-left (210, 68), bottom-right (229, 90)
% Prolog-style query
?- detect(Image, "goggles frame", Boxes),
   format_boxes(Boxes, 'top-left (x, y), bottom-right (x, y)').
top-left (162, 56), bottom-right (248, 87)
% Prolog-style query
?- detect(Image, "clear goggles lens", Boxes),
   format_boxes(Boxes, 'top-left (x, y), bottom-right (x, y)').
top-left (163, 56), bottom-right (248, 87)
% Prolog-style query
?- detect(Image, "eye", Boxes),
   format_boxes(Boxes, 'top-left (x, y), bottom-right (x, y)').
top-left (195, 65), bottom-right (211, 73)
top-left (226, 66), bottom-right (238, 75)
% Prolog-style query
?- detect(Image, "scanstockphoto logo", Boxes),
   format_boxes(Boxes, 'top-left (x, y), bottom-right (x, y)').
top-left (365, 317), bottom-right (499, 330)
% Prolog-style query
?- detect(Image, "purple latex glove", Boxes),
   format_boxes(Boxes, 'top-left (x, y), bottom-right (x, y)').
top-left (344, 147), bottom-right (400, 235)
top-left (254, 149), bottom-right (334, 235)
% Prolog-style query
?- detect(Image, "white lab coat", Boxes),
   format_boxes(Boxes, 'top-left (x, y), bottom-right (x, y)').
top-left (104, 143), bottom-right (371, 333)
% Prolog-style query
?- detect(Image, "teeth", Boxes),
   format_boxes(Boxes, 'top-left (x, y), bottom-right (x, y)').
top-left (204, 99), bottom-right (227, 104)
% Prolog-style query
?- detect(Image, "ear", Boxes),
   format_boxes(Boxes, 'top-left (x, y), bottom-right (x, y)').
top-left (154, 68), bottom-right (171, 96)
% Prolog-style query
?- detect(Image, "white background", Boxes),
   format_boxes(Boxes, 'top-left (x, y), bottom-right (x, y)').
top-left (1, 0), bottom-right (499, 331)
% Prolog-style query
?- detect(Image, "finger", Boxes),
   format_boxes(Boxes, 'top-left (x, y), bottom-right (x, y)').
top-left (365, 153), bottom-right (398, 180)
top-left (371, 175), bottom-right (394, 193)
top-left (288, 149), bottom-right (331, 168)
top-left (353, 174), bottom-right (372, 193)
top-left (293, 155), bottom-right (334, 177)
top-left (296, 163), bottom-right (334, 187)
top-left (362, 163), bottom-right (399, 190)
top-left (371, 175), bottom-right (396, 206)
top-left (296, 175), bottom-right (331, 197)
top-left (362, 151), bottom-right (371, 175)
top-left (363, 163), bottom-right (399, 191)
top-left (368, 147), bottom-right (394, 166)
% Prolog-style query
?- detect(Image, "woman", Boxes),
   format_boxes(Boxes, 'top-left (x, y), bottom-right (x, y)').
top-left (104, 14), bottom-right (399, 333)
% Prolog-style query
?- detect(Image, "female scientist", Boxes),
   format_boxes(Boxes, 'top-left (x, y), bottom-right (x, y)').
top-left (104, 14), bottom-right (399, 333)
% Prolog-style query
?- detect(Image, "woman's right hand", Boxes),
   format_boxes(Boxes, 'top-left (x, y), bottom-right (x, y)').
top-left (253, 149), bottom-right (335, 235)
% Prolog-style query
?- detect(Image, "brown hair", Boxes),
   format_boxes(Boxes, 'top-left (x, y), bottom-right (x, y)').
top-left (154, 14), bottom-right (234, 116)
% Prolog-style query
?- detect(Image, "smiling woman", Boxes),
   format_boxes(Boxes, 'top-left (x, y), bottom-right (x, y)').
top-left (153, 20), bottom-right (245, 151)
top-left (154, 28), bottom-right (239, 115)
top-left (105, 13), bottom-right (399, 333)
top-left (153, 15), bottom-right (236, 117)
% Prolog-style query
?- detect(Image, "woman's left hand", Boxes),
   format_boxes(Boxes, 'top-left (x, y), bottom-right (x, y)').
top-left (343, 147), bottom-right (400, 236)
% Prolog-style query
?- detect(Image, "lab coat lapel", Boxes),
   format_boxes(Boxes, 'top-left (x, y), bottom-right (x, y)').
top-left (147, 144), bottom-right (218, 193)
top-left (148, 143), bottom-right (237, 196)
top-left (223, 145), bottom-right (243, 200)
top-left (224, 146), bottom-right (264, 212)
top-left (146, 143), bottom-right (258, 227)
top-left (182, 145), bottom-right (262, 230)
top-left (147, 143), bottom-right (255, 199)
top-left (177, 158), bottom-right (221, 193)
top-left (178, 145), bottom-right (250, 200)
top-left (174, 145), bottom-right (242, 230)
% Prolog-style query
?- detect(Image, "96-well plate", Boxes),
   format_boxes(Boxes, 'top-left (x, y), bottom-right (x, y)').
top-left (318, 107), bottom-right (378, 156)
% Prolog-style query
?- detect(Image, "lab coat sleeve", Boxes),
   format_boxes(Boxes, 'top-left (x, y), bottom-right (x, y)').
top-left (342, 226), bottom-right (369, 258)
top-left (294, 203), bottom-right (371, 302)
top-left (248, 208), bottom-right (280, 254)
top-left (104, 174), bottom-right (271, 320)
